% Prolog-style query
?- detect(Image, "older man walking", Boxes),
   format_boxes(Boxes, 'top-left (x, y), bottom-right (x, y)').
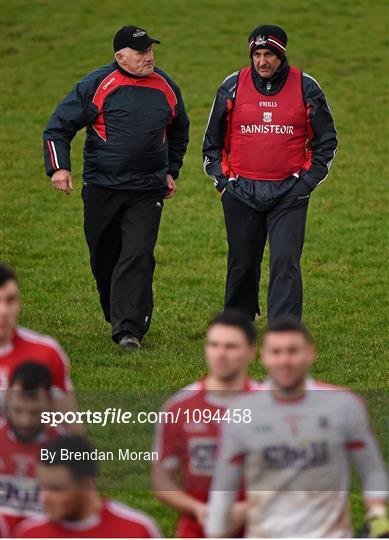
top-left (203, 25), bottom-right (337, 322)
top-left (44, 26), bottom-right (189, 350)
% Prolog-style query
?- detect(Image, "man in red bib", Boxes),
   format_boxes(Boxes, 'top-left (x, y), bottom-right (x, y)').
top-left (203, 25), bottom-right (338, 322)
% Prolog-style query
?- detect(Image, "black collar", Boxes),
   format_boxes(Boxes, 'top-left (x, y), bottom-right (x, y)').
top-left (113, 60), bottom-right (147, 79)
top-left (250, 59), bottom-right (290, 96)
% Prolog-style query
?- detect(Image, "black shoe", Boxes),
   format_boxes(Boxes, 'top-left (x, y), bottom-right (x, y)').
top-left (118, 335), bottom-right (141, 351)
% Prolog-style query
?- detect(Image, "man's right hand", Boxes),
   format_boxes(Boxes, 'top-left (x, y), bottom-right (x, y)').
top-left (51, 169), bottom-right (73, 194)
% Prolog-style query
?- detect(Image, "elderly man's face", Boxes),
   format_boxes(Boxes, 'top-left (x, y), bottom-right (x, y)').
top-left (252, 48), bottom-right (281, 79)
top-left (115, 46), bottom-right (154, 76)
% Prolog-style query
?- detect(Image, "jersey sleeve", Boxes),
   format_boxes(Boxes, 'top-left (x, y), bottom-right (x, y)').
top-left (205, 405), bottom-right (246, 537)
top-left (153, 403), bottom-right (182, 470)
top-left (43, 72), bottom-right (101, 177)
top-left (344, 394), bottom-right (388, 502)
top-left (131, 518), bottom-right (163, 538)
top-left (202, 72), bottom-right (239, 192)
top-left (13, 518), bottom-right (45, 538)
top-left (106, 500), bottom-right (164, 538)
top-left (49, 341), bottom-right (73, 393)
top-left (300, 73), bottom-right (338, 190)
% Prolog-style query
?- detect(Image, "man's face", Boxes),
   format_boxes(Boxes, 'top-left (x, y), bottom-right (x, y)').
top-left (261, 331), bottom-right (315, 391)
top-left (252, 48), bottom-right (281, 78)
top-left (115, 46), bottom-right (154, 76)
top-left (205, 324), bottom-right (255, 381)
top-left (0, 279), bottom-right (20, 342)
top-left (6, 383), bottom-right (51, 443)
top-left (39, 465), bottom-right (86, 522)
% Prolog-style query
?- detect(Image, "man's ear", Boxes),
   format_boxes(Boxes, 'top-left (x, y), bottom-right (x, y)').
top-left (307, 343), bottom-right (316, 366)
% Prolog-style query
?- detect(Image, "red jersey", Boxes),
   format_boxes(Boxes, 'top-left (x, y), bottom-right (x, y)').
top-left (153, 379), bottom-right (260, 537)
top-left (229, 65), bottom-right (308, 181)
top-left (15, 500), bottom-right (162, 538)
top-left (0, 419), bottom-right (59, 536)
top-left (0, 327), bottom-right (72, 397)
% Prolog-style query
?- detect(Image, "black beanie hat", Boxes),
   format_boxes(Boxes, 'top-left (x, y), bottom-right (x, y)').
top-left (248, 25), bottom-right (288, 59)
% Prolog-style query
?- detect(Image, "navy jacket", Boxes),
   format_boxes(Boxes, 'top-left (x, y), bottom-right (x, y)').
top-left (44, 62), bottom-right (189, 190)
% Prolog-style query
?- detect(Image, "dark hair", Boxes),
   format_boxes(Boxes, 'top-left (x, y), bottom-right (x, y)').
top-left (264, 316), bottom-right (312, 342)
top-left (9, 361), bottom-right (53, 393)
top-left (208, 310), bottom-right (257, 344)
top-left (41, 435), bottom-right (98, 479)
top-left (0, 263), bottom-right (18, 287)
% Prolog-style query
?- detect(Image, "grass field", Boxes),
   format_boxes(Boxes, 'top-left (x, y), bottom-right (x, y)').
top-left (1, 0), bottom-right (388, 535)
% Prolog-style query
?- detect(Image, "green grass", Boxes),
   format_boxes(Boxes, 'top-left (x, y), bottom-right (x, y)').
top-left (1, 0), bottom-right (388, 535)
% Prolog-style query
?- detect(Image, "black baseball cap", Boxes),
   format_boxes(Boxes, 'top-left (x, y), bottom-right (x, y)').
top-left (113, 25), bottom-right (160, 52)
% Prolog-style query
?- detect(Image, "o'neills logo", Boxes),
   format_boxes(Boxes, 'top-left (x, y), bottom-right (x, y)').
top-left (240, 124), bottom-right (294, 134)
top-left (103, 77), bottom-right (115, 91)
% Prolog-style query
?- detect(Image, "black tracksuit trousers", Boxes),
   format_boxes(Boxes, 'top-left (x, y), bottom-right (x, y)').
top-left (82, 183), bottom-right (164, 342)
top-left (222, 177), bottom-right (310, 322)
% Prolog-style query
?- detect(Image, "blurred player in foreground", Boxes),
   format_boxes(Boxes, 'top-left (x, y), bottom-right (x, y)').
top-left (0, 263), bottom-right (76, 418)
top-left (15, 435), bottom-right (162, 538)
top-left (0, 362), bottom-right (60, 536)
top-left (152, 311), bottom-right (260, 537)
top-left (206, 317), bottom-right (388, 538)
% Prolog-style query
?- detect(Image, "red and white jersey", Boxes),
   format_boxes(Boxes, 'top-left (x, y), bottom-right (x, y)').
top-left (153, 378), bottom-right (260, 537)
top-left (0, 419), bottom-right (59, 536)
top-left (15, 499), bottom-right (162, 538)
top-left (207, 378), bottom-right (388, 538)
top-left (0, 326), bottom-right (72, 397)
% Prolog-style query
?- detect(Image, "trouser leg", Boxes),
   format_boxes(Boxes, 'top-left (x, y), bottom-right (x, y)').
top-left (110, 194), bottom-right (164, 341)
top-left (222, 190), bottom-right (267, 320)
top-left (267, 183), bottom-right (310, 321)
top-left (82, 184), bottom-right (122, 322)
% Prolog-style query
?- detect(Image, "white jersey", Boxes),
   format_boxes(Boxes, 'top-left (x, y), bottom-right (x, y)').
top-left (206, 378), bottom-right (387, 538)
